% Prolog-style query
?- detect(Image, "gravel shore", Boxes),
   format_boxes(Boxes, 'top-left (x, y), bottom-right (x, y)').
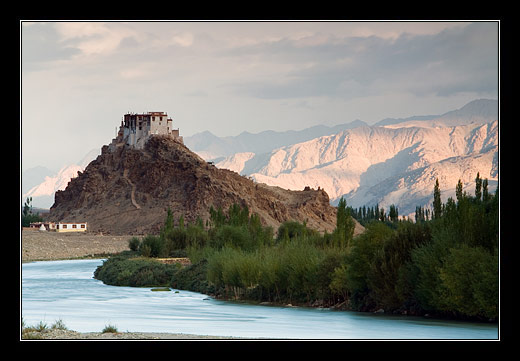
top-left (23, 329), bottom-right (243, 340)
top-left (21, 228), bottom-right (133, 262)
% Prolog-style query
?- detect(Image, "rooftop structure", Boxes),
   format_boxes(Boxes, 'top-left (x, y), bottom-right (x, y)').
top-left (111, 111), bottom-right (183, 150)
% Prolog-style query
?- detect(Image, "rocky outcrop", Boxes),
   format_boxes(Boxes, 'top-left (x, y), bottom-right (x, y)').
top-left (49, 135), bottom-right (340, 235)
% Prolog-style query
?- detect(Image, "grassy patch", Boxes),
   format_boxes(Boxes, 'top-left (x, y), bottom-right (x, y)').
top-left (102, 324), bottom-right (119, 333)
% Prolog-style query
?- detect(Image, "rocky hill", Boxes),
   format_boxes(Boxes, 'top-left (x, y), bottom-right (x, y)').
top-left (48, 136), bottom-right (343, 235)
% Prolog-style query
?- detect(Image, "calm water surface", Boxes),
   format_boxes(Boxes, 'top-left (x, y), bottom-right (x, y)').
top-left (21, 259), bottom-right (498, 339)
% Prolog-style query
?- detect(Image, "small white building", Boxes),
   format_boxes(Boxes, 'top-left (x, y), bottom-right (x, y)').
top-left (55, 222), bottom-right (88, 233)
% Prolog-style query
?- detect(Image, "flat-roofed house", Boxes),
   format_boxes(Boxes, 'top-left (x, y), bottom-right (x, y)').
top-left (55, 222), bottom-right (88, 233)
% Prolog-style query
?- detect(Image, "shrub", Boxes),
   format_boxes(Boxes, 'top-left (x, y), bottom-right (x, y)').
top-left (139, 235), bottom-right (164, 257)
top-left (102, 324), bottom-right (118, 333)
top-left (276, 221), bottom-right (313, 242)
top-left (94, 255), bottom-right (180, 287)
top-left (128, 237), bottom-right (141, 251)
top-left (210, 225), bottom-right (251, 251)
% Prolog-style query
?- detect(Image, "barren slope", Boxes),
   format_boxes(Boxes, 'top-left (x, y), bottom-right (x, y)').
top-left (49, 136), bottom-right (340, 235)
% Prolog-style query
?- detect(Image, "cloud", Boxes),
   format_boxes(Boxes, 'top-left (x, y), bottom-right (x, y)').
top-left (184, 90), bottom-right (209, 97)
top-left (225, 22), bottom-right (498, 100)
top-left (53, 22), bottom-right (138, 56)
top-left (21, 23), bottom-right (80, 69)
top-left (171, 32), bottom-right (194, 47)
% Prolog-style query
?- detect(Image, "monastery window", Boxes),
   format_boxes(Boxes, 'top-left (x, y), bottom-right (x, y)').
top-left (81, 224), bottom-right (86, 228)
top-left (62, 224), bottom-right (67, 229)
top-left (72, 224), bottom-right (77, 229)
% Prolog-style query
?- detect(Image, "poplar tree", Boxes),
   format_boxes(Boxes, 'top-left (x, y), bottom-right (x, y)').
top-left (433, 178), bottom-right (442, 220)
top-left (335, 197), bottom-right (355, 248)
top-left (456, 179), bottom-right (463, 203)
top-left (482, 178), bottom-right (489, 202)
top-left (389, 204), bottom-right (399, 222)
top-left (475, 172), bottom-right (482, 201)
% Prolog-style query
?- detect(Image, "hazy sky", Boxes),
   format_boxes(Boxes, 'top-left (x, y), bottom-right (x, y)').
top-left (21, 21), bottom-right (498, 171)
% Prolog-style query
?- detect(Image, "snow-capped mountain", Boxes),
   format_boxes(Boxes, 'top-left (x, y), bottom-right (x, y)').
top-left (22, 148), bottom-right (100, 209)
top-left (184, 119), bottom-right (367, 161)
top-left (214, 99), bottom-right (498, 217)
top-left (374, 98), bottom-right (498, 129)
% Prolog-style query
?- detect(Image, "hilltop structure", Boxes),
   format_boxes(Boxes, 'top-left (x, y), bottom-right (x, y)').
top-left (110, 111), bottom-right (183, 150)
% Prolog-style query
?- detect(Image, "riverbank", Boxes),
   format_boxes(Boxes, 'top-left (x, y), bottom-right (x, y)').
top-left (21, 228), bottom-right (133, 262)
top-left (22, 329), bottom-right (244, 340)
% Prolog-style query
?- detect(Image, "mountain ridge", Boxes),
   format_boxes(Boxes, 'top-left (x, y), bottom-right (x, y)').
top-left (184, 119), bottom-right (367, 160)
top-left (216, 119), bottom-right (498, 217)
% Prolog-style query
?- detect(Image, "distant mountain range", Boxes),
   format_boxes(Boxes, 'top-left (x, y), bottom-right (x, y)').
top-left (206, 99), bottom-right (498, 218)
top-left (23, 98), bottom-right (498, 218)
top-left (183, 119), bottom-right (368, 161)
top-left (22, 148), bottom-right (100, 209)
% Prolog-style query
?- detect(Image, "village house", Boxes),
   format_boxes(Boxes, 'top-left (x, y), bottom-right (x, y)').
top-left (55, 222), bottom-right (88, 232)
top-left (29, 221), bottom-right (87, 232)
top-left (111, 111), bottom-right (183, 150)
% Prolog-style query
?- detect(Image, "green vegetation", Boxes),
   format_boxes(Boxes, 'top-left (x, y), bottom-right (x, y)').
top-left (93, 251), bottom-right (181, 287)
top-left (95, 175), bottom-right (498, 321)
top-left (102, 324), bottom-right (119, 333)
top-left (21, 197), bottom-right (43, 227)
top-left (21, 318), bottom-right (69, 339)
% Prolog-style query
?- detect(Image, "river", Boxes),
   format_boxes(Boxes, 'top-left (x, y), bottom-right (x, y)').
top-left (21, 259), bottom-right (498, 339)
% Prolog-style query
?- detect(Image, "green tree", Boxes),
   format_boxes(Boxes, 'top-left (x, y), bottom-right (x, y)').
top-left (161, 208), bottom-right (174, 239)
top-left (178, 214), bottom-right (185, 231)
top-left (209, 206), bottom-right (226, 228)
top-left (439, 245), bottom-right (498, 319)
top-left (474, 172), bottom-right (482, 201)
top-left (482, 178), bottom-right (489, 202)
top-left (389, 204), bottom-right (399, 222)
top-left (334, 197), bottom-right (355, 248)
top-left (23, 197), bottom-right (33, 217)
top-left (455, 179), bottom-right (463, 203)
top-left (21, 197), bottom-right (43, 227)
top-left (368, 221), bottom-right (432, 310)
top-left (433, 178), bottom-right (442, 220)
top-left (345, 222), bottom-right (393, 310)
top-left (139, 235), bottom-right (164, 258)
top-left (276, 221), bottom-right (311, 243)
top-left (329, 264), bottom-right (349, 301)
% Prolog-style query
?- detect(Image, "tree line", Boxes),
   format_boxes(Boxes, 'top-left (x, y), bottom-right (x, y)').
top-left (96, 173), bottom-right (498, 321)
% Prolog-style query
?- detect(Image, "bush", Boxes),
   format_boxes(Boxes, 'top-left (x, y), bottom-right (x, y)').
top-left (276, 221), bottom-right (313, 242)
top-left (209, 225), bottom-right (252, 251)
top-left (128, 237), bottom-right (140, 251)
top-left (139, 235), bottom-right (164, 258)
top-left (171, 259), bottom-right (218, 295)
top-left (94, 255), bottom-right (179, 287)
top-left (102, 324), bottom-right (118, 333)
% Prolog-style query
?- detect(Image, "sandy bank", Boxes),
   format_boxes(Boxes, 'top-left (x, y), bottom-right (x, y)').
top-left (21, 229), bottom-right (134, 262)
